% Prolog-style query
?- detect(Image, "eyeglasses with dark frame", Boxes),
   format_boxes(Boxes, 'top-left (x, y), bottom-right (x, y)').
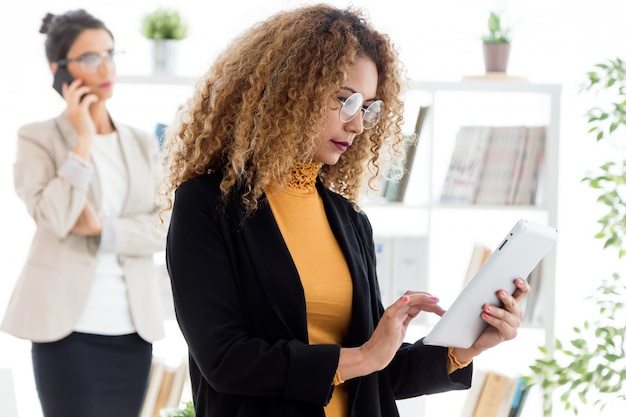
top-left (57, 50), bottom-right (123, 73)
top-left (336, 92), bottom-right (384, 129)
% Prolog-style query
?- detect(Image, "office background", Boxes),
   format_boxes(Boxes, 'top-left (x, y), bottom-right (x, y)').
top-left (1, 1), bottom-right (624, 416)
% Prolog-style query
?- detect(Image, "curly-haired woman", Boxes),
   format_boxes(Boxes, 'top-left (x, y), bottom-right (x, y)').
top-left (1, 9), bottom-right (165, 417)
top-left (162, 4), bottom-right (529, 417)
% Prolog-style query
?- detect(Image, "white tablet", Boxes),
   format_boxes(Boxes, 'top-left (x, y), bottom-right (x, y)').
top-left (423, 219), bottom-right (558, 348)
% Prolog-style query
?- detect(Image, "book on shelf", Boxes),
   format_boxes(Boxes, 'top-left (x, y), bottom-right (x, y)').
top-left (166, 358), bottom-right (189, 409)
top-left (140, 357), bottom-right (189, 417)
top-left (463, 242), bottom-right (542, 324)
top-left (440, 125), bottom-right (491, 204)
top-left (464, 242), bottom-right (492, 287)
top-left (508, 378), bottom-right (531, 417)
top-left (471, 371), bottom-right (512, 417)
top-left (382, 105), bottom-right (430, 202)
top-left (459, 369), bottom-right (488, 417)
top-left (474, 126), bottom-right (528, 205)
top-left (461, 371), bottom-right (527, 417)
top-left (511, 126), bottom-right (546, 205)
top-left (139, 360), bottom-right (165, 417)
top-left (153, 366), bottom-right (176, 417)
top-left (440, 125), bottom-right (547, 205)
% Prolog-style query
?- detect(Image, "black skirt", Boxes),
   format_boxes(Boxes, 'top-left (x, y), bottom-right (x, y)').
top-left (32, 332), bottom-right (152, 417)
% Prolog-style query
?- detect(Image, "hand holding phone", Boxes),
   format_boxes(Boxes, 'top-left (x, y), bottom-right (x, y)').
top-left (52, 66), bottom-right (74, 97)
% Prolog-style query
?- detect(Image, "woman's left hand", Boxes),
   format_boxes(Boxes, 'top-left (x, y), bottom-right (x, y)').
top-left (452, 278), bottom-right (529, 361)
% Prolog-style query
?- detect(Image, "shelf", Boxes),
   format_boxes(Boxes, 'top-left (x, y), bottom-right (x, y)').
top-left (408, 79), bottom-right (561, 94)
top-left (116, 74), bottom-right (200, 85)
top-left (364, 202), bottom-right (550, 211)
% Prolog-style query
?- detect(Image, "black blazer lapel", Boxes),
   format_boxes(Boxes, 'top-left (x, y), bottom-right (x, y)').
top-left (316, 182), bottom-right (377, 346)
top-left (237, 199), bottom-right (309, 342)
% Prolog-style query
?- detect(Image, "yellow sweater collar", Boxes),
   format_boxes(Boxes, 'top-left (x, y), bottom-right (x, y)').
top-left (287, 163), bottom-right (322, 191)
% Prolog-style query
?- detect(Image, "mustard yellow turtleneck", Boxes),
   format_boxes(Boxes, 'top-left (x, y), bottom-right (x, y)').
top-left (266, 163), bottom-right (352, 417)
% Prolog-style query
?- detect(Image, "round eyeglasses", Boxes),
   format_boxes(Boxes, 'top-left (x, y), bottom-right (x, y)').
top-left (337, 92), bottom-right (384, 129)
top-left (57, 50), bottom-right (123, 73)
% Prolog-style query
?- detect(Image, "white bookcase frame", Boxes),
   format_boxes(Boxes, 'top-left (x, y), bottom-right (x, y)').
top-left (115, 75), bottom-right (561, 417)
top-left (364, 79), bottom-right (561, 417)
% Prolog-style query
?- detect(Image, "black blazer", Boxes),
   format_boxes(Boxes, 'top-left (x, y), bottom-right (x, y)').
top-left (166, 173), bottom-right (472, 417)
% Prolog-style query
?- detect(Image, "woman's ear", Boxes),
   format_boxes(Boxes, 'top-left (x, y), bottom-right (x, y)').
top-left (50, 62), bottom-right (58, 75)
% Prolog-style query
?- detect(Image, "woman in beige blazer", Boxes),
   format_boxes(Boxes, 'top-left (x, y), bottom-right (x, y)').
top-left (1, 9), bottom-right (165, 417)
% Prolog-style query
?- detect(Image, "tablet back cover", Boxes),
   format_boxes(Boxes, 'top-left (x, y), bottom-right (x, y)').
top-left (423, 219), bottom-right (558, 348)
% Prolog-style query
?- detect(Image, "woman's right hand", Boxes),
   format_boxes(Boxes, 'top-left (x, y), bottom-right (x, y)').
top-left (337, 292), bottom-right (445, 381)
top-left (62, 78), bottom-right (98, 155)
top-left (70, 201), bottom-right (102, 236)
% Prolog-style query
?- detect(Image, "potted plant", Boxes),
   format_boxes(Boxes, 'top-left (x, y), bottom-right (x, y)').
top-left (481, 11), bottom-right (511, 73)
top-left (140, 7), bottom-right (189, 74)
top-left (525, 57), bottom-right (626, 416)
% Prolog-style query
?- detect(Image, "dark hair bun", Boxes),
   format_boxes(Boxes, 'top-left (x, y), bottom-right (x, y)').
top-left (40, 13), bottom-right (55, 34)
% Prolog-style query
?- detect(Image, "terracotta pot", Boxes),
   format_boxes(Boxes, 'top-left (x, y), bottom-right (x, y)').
top-left (483, 43), bottom-right (510, 73)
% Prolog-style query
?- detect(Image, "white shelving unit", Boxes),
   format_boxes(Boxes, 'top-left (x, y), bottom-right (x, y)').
top-left (114, 74), bottom-right (561, 417)
top-left (363, 79), bottom-right (561, 417)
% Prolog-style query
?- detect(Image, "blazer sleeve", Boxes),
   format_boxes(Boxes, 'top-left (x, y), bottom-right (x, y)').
top-left (387, 339), bottom-right (472, 399)
top-left (166, 177), bottom-right (340, 406)
top-left (13, 122), bottom-right (92, 238)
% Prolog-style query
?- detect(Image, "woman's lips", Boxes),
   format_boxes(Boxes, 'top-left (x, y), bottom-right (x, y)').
top-left (332, 141), bottom-right (350, 152)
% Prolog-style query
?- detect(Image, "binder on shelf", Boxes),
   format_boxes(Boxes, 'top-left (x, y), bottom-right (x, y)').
top-left (373, 236), bottom-right (428, 307)
top-left (373, 237), bottom-right (394, 306)
top-left (391, 236), bottom-right (428, 300)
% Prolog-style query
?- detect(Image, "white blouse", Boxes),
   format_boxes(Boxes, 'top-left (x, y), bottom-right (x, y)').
top-left (73, 131), bottom-right (135, 335)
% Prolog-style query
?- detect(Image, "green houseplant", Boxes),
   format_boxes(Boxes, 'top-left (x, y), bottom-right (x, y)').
top-left (482, 11), bottom-right (511, 44)
top-left (526, 57), bottom-right (626, 416)
top-left (481, 11), bottom-right (511, 73)
top-left (141, 8), bottom-right (189, 41)
top-left (140, 8), bottom-right (189, 74)
top-left (161, 400), bottom-right (195, 417)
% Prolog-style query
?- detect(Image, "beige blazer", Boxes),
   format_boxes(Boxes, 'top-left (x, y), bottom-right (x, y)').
top-left (1, 114), bottom-right (166, 343)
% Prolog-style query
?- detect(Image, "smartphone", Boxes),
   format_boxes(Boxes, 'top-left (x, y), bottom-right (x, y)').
top-left (52, 66), bottom-right (74, 97)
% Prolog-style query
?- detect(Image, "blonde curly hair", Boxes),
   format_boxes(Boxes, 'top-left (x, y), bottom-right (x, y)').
top-left (161, 4), bottom-right (407, 216)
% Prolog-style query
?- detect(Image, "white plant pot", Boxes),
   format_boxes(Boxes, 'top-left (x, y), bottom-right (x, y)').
top-left (151, 40), bottom-right (181, 74)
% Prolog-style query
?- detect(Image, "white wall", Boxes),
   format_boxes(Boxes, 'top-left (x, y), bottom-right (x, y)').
top-left (1, 1), bottom-right (624, 416)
